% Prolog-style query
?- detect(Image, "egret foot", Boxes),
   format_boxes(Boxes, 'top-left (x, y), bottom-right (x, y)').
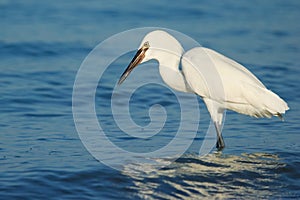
top-left (216, 136), bottom-right (225, 151)
top-left (214, 122), bottom-right (225, 151)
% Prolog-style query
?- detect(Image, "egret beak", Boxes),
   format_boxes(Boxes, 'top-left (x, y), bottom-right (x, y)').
top-left (118, 41), bottom-right (150, 85)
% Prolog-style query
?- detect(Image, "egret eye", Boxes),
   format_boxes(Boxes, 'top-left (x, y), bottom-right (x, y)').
top-left (143, 41), bottom-right (150, 48)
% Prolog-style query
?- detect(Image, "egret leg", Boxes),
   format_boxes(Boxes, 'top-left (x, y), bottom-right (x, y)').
top-left (214, 122), bottom-right (225, 150)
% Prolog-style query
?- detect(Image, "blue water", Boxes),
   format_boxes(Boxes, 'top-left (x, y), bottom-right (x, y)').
top-left (1, 0), bottom-right (300, 199)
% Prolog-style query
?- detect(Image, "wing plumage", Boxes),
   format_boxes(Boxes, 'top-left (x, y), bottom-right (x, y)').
top-left (182, 47), bottom-right (289, 118)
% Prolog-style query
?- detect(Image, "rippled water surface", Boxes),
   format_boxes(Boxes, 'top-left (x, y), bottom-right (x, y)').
top-left (1, 0), bottom-right (300, 199)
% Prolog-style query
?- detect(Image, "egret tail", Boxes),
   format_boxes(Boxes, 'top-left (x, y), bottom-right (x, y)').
top-left (226, 82), bottom-right (290, 119)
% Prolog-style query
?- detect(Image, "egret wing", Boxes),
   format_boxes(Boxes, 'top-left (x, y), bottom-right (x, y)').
top-left (182, 47), bottom-right (289, 117)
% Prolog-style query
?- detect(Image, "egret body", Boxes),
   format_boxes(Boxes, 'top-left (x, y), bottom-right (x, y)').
top-left (118, 30), bottom-right (289, 150)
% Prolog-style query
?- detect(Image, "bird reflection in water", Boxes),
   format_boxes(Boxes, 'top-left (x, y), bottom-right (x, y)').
top-left (123, 153), bottom-right (285, 199)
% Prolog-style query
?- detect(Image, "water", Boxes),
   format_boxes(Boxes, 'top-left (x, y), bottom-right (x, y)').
top-left (1, 0), bottom-right (300, 199)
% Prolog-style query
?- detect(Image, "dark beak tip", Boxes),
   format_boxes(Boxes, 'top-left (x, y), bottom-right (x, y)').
top-left (118, 72), bottom-right (128, 85)
top-left (117, 79), bottom-right (123, 85)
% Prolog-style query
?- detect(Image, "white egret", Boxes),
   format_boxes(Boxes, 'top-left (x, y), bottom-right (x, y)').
top-left (118, 30), bottom-right (289, 150)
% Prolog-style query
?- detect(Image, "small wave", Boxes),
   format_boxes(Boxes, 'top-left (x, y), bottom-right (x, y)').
top-left (0, 41), bottom-right (91, 57)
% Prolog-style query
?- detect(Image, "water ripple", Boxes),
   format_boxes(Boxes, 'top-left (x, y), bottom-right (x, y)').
top-left (124, 153), bottom-right (299, 199)
top-left (0, 41), bottom-right (91, 57)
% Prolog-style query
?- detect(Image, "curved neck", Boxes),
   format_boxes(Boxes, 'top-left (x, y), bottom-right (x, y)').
top-left (140, 30), bottom-right (191, 92)
top-left (155, 49), bottom-right (191, 93)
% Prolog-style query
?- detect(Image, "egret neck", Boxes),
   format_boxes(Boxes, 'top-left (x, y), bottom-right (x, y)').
top-left (140, 31), bottom-right (191, 93)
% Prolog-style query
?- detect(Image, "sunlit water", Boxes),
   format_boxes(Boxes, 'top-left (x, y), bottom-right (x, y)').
top-left (1, 0), bottom-right (300, 199)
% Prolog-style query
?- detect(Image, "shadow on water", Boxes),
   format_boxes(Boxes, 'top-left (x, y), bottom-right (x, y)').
top-left (123, 152), bottom-right (298, 199)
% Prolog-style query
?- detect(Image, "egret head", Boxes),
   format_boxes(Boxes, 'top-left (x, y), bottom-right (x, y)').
top-left (118, 41), bottom-right (150, 85)
top-left (118, 30), bottom-right (183, 85)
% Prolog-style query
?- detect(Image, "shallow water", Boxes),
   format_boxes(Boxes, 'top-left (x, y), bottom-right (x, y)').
top-left (1, 0), bottom-right (300, 199)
